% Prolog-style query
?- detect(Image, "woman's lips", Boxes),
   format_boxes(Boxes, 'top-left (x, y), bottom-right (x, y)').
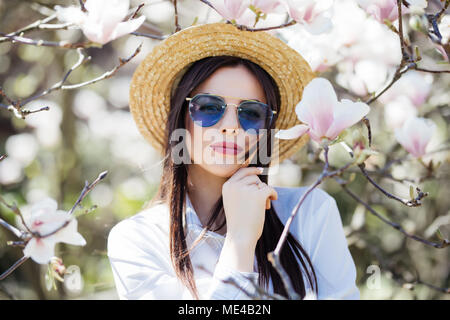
top-left (210, 145), bottom-right (240, 155)
top-left (210, 142), bottom-right (243, 155)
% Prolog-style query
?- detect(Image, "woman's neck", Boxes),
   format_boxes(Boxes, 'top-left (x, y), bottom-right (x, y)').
top-left (186, 165), bottom-right (227, 234)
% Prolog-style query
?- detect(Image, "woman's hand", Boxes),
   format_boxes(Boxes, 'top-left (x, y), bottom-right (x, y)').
top-left (222, 166), bottom-right (278, 246)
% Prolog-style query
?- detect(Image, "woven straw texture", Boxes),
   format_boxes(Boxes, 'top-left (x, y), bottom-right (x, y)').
top-left (129, 22), bottom-right (316, 166)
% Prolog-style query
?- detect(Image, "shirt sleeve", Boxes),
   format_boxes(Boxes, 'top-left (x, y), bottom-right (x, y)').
top-left (204, 259), bottom-right (260, 299)
top-left (300, 189), bottom-right (360, 300)
top-left (107, 220), bottom-right (260, 300)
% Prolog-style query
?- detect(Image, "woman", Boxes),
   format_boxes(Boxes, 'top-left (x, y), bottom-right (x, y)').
top-left (107, 23), bottom-right (359, 300)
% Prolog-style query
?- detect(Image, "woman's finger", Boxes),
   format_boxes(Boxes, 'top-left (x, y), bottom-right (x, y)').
top-left (239, 174), bottom-right (261, 186)
top-left (228, 166), bottom-right (263, 183)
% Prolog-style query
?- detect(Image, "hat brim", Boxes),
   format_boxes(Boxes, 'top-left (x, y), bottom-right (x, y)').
top-left (129, 22), bottom-right (315, 167)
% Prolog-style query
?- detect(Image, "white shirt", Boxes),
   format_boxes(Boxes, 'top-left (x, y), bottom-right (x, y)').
top-left (107, 186), bottom-right (360, 300)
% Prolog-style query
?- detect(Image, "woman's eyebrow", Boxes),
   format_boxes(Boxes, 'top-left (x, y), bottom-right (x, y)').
top-left (203, 92), bottom-right (262, 102)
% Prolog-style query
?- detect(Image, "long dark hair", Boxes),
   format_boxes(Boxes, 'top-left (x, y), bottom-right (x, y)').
top-left (147, 55), bottom-right (318, 299)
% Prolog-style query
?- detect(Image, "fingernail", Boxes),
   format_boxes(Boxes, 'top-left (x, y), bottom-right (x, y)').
top-left (258, 167), bottom-right (264, 173)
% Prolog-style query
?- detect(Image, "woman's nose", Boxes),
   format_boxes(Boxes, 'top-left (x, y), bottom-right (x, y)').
top-left (218, 103), bottom-right (240, 135)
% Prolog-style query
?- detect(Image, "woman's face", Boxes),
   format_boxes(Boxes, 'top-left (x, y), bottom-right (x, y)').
top-left (184, 65), bottom-right (266, 178)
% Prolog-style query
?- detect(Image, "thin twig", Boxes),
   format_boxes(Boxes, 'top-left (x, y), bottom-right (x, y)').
top-left (130, 31), bottom-right (166, 40)
top-left (0, 33), bottom-right (96, 49)
top-left (60, 44), bottom-right (142, 90)
top-left (0, 14), bottom-right (57, 43)
top-left (413, 66), bottom-right (450, 73)
top-left (365, 0), bottom-right (450, 106)
top-left (129, 3), bottom-right (145, 20)
top-left (38, 171), bottom-right (107, 239)
top-left (358, 163), bottom-right (428, 207)
top-left (367, 245), bottom-right (449, 294)
top-left (0, 218), bottom-right (25, 239)
top-left (196, 265), bottom-right (264, 299)
top-left (273, 145), bottom-right (352, 257)
top-left (0, 256), bottom-right (29, 281)
top-left (2, 44), bottom-right (141, 119)
top-left (0, 195), bottom-right (33, 236)
top-left (268, 145), bottom-right (354, 299)
top-left (79, 0), bottom-right (87, 12)
top-left (267, 252), bottom-right (300, 299)
top-left (173, 0), bottom-right (181, 32)
top-left (199, 0), bottom-right (297, 32)
top-left (338, 182), bottom-right (449, 249)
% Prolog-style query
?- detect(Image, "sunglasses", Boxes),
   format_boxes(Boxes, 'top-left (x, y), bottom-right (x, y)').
top-left (185, 93), bottom-right (277, 134)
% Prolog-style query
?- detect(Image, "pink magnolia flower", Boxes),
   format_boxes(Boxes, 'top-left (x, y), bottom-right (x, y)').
top-left (281, 0), bottom-right (334, 34)
top-left (55, 0), bottom-right (145, 45)
top-left (435, 14), bottom-right (450, 61)
top-left (275, 77), bottom-right (370, 144)
top-left (356, 0), bottom-right (423, 23)
top-left (211, 0), bottom-right (252, 22)
top-left (394, 116), bottom-right (436, 158)
top-left (378, 71), bottom-right (433, 108)
top-left (22, 198), bottom-right (86, 264)
top-left (252, 0), bottom-right (284, 14)
top-left (357, 0), bottom-right (398, 23)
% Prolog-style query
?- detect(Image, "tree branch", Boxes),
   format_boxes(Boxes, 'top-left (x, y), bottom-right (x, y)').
top-left (337, 180), bottom-right (449, 249)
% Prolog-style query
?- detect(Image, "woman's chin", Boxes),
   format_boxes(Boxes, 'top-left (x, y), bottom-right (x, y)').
top-left (202, 163), bottom-right (246, 178)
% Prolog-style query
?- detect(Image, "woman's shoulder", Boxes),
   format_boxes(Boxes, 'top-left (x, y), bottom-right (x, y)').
top-left (271, 185), bottom-right (339, 238)
top-left (272, 185), bottom-right (336, 214)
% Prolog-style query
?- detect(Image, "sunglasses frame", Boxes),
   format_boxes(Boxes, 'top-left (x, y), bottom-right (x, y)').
top-left (185, 93), bottom-right (277, 132)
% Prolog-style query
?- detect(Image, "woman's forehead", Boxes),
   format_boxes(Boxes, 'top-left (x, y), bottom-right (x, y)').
top-left (191, 66), bottom-right (266, 103)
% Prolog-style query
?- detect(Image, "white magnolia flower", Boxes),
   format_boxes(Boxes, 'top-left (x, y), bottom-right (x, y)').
top-left (251, 0), bottom-right (285, 14)
top-left (211, 0), bottom-right (252, 22)
top-left (22, 198), bottom-right (86, 264)
top-left (378, 71), bottom-right (433, 108)
top-left (281, 0), bottom-right (334, 34)
top-left (383, 96), bottom-right (418, 130)
top-left (280, 0), bottom-right (400, 75)
top-left (406, 0), bottom-right (428, 14)
top-left (394, 117), bottom-right (436, 158)
top-left (55, 0), bottom-right (145, 45)
top-left (275, 78), bottom-right (370, 144)
top-left (439, 15), bottom-right (450, 45)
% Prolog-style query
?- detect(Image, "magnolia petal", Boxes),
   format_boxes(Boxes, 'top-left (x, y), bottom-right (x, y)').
top-left (275, 124), bottom-right (310, 140)
top-left (85, 0), bottom-right (129, 25)
top-left (252, 0), bottom-right (284, 14)
top-left (30, 197), bottom-right (58, 217)
top-left (23, 238), bottom-right (56, 264)
top-left (227, 0), bottom-right (252, 20)
top-left (213, 0), bottom-right (251, 21)
top-left (307, 129), bottom-right (324, 143)
top-left (110, 16), bottom-right (146, 42)
top-left (24, 198), bottom-right (59, 232)
top-left (36, 210), bottom-right (69, 235)
top-left (54, 5), bottom-right (86, 25)
top-left (303, 13), bottom-right (333, 35)
top-left (395, 117), bottom-right (436, 158)
top-left (95, 0), bottom-right (130, 38)
top-left (325, 99), bottom-right (370, 140)
top-left (41, 210), bottom-right (86, 246)
top-left (407, 0), bottom-right (428, 9)
top-left (52, 217), bottom-right (87, 246)
top-left (81, 21), bottom-right (105, 44)
top-left (296, 78), bottom-right (338, 138)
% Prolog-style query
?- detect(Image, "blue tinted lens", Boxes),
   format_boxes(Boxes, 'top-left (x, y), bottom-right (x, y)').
top-left (188, 95), bottom-right (224, 127)
top-left (238, 101), bottom-right (272, 134)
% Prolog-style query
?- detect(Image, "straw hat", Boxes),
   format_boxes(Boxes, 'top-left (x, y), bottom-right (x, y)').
top-left (129, 22), bottom-right (316, 167)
